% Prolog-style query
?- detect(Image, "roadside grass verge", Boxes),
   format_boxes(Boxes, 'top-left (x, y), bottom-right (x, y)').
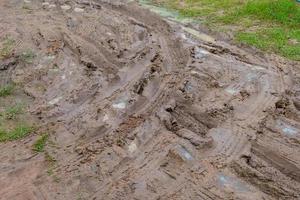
top-left (0, 124), bottom-right (34, 142)
top-left (151, 0), bottom-right (300, 60)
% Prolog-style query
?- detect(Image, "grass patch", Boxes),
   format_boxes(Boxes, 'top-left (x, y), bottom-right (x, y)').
top-left (1, 104), bottom-right (24, 120)
top-left (150, 0), bottom-right (300, 60)
top-left (32, 133), bottom-right (49, 152)
top-left (0, 84), bottom-right (15, 97)
top-left (0, 37), bottom-right (15, 60)
top-left (20, 49), bottom-right (36, 63)
top-left (0, 124), bottom-right (33, 142)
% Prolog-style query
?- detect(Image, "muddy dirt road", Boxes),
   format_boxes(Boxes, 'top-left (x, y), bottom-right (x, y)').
top-left (0, 0), bottom-right (300, 199)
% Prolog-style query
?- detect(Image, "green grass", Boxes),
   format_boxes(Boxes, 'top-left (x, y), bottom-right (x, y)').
top-left (150, 0), bottom-right (300, 60)
top-left (0, 37), bottom-right (15, 59)
top-left (0, 124), bottom-right (33, 142)
top-left (0, 84), bottom-right (15, 97)
top-left (20, 49), bottom-right (36, 63)
top-left (1, 104), bottom-right (24, 120)
top-left (32, 133), bottom-right (49, 152)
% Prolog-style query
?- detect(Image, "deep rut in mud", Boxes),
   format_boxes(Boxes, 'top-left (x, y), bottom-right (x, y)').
top-left (0, 0), bottom-right (300, 199)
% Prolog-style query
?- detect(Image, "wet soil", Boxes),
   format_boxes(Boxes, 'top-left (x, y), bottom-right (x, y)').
top-left (0, 0), bottom-right (300, 199)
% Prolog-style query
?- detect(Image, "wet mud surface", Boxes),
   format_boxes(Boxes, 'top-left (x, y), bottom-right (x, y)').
top-left (0, 0), bottom-right (300, 199)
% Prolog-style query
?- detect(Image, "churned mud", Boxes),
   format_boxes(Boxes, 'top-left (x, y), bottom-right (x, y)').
top-left (0, 0), bottom-right (300, 199)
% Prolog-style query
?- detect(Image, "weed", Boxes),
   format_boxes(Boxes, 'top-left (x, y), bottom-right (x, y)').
top-left (0, 84), bottom-right (15, 97)
top-left (2, 104), bottom-right (24, 120)
top-left (0, 124), bottom-right (33, 142)
top-left (33, 133), bottom-right (49, 152)
top-left (47, 167), bottom-right (54, 176)
top-left (53, 175), bottom-right (60, 183)
top-left (22, 5), bottom-right (32, 10)
top-left (0, 37), bottom-right (15, 59)
top-left (20, 49), bottom-right (36, 63)
top-left (45, 151), bottom-right (56, 163)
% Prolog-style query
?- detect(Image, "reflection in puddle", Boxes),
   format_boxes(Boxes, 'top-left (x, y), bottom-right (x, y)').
top-left (277, 120), bottom-right (299, 137)
top-left (194, 46), bottom-right (209, 59)
top-left (178, 146), bottom-right (193, 161)
top-left (112, 99), bottom-right (127, 109)
top-left (225, 87), bottom-right (239, 95)
top-left (217, 173), bottom-right (250, 193)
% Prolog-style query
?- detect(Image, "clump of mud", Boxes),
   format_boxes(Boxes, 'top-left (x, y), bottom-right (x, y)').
top-left (0, 0), bottom-right (299, 199)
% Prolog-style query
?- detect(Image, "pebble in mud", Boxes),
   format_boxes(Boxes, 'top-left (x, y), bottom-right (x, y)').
top-left (48, 96), bottom-right (63, 105)
top-left (49, 4), bottom-right (56, 8)
top-left (61, 5), bottom-right (71, 11)
top-left (74, 8), bottom-right (84, 13)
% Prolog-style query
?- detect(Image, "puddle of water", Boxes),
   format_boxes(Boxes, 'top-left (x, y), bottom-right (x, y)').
top-left (194, 46), bottom-right (209, 59)
top-left (217, 173), bottom-right (250, 193)
top-left (139, 0), bottom-right (216, 44)
top-left (139, 0), bottom-right (197, 24)
top-left (276, 120), bottom-right (299, 137)
top-left (225, 87), bottom-right (239, 95)
top-left (112, 99), bottom-right (127, 109)
top-left (178, 146), bottom-right (193, 161)
top-left (183, 27), bottom-right (215, 43)
top-left (246, 72), bottom-right (258, 82)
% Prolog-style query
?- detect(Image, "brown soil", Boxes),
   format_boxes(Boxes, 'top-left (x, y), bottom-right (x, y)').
top-left (0, 0), bottom-right (300, 199)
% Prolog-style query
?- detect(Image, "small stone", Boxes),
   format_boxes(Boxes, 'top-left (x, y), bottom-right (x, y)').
top-left (74, 7), bottom-right (84, 13)
top-left (49, 4), bottom-right (56, 8)
top-left (42, 2), bottom-right (49, 6)
top-left (61, 5), bottom-right (71, 10)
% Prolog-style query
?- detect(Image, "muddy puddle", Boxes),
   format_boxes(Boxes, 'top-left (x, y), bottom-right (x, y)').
top-left (0, 0), bottom-right (299, 199)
